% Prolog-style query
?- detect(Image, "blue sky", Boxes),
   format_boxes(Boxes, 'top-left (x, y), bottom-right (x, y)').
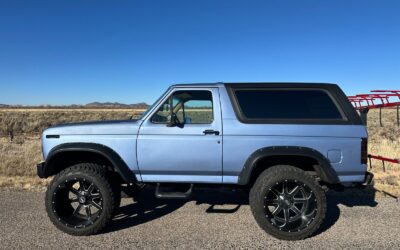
top-left (0, 0), bottom-right (399, 105)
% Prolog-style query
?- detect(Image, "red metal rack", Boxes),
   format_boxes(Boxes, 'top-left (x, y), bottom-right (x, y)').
top-left (348, 90), bottom-right (400, 173)
top-left (348, 90), bottom-right (400, 127)
top-left (368, 154), bottom-right (400, 172)
top-left (349, 90), bottom-right (400, 110)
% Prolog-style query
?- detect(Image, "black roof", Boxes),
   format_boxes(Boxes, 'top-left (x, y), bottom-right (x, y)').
top-left (170, 82), bottom-right (337, 88)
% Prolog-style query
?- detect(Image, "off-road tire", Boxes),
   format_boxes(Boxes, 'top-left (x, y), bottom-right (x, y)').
top-left (45, 163), bottom-right (114, 236)
top-left (249, 165), bottom-right (327, 241)
top-left (108, 176), bottom-right (121, 213)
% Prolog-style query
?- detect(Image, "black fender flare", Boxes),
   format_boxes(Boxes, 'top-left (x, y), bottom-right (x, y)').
top-left (237, 146), bottom-right (340, 185)
top-left (43, 142), bottom-right (137, 183)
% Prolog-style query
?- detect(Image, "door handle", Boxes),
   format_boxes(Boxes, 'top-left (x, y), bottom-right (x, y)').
top-left (203, 129), bottom-right (220, 135)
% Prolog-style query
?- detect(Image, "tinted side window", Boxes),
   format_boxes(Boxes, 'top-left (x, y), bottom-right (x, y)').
top-left (234, 89), bottom-right (343, 120)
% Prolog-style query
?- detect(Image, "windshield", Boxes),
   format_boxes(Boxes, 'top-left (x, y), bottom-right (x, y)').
top-left (139, 88), bottom-right (170, 119)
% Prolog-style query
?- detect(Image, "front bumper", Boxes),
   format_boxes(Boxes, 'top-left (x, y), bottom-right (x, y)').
top-left (37, 162), bottom-right (46, 178)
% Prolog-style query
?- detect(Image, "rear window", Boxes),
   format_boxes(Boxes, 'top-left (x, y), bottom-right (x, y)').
top-left (233, 89), bottom-right (343, 120)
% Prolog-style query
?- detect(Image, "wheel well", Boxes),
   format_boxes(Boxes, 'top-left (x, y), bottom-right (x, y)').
top-left (45, 151), bottom-right (123, 183)
top-left (247, 155), bottom-right (319, 186)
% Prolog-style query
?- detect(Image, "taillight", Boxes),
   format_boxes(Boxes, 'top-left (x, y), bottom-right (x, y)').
top-left (361, 138), bottom-right (368, 164)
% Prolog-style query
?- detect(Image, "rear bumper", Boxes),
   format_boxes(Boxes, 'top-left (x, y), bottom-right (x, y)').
top-left (37, 162), bottom-right (46, 178)
top-left (334, 171), bottom-right (374, 190)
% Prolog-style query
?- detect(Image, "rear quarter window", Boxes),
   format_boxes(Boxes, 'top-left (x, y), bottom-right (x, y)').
top-left (233, 89), bottom-right (344, 121)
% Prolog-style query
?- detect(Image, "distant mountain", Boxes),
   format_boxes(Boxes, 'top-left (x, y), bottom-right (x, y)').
top-left (0, 102), bottom-right (148, 109)
top-left (85, 102), bottom-right (149, 109)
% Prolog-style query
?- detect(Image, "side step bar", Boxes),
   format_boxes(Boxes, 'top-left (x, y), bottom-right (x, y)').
top-left (155, 183), bottom-right (194, 199)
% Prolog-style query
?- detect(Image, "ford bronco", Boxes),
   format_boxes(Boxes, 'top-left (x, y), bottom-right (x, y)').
top-left (37, 83), bottom-right (373, 240)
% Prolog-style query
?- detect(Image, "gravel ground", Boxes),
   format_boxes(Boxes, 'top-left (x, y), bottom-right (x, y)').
top-left (0, 188), bottom-right (399, 249)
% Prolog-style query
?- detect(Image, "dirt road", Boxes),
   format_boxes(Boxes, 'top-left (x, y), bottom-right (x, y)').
top-left (0, 189), bottom-right (399, 249)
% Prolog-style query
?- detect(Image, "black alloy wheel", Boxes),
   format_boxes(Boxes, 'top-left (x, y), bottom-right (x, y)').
top-left (45, 163), bottom-right (114, 236)
top-left (52, 178), bottom-right (103, 228)
top-left (263, 179), bottom-right (317, 232)
top-left (250, 165), bottom-right (327, 241)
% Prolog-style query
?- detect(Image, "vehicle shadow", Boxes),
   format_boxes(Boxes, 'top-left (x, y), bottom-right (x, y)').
top-left (315, 187), bottom-right (378, 236)
top-left (103, 186), bottom-right (378, 235)
top-left (103, 187), bottom-right (186, 233)
top-left (103, 186), bottom-right (248, 233)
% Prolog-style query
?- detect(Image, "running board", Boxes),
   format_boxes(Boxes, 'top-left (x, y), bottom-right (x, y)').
top-left (155, 183), bottom-right (194, 199)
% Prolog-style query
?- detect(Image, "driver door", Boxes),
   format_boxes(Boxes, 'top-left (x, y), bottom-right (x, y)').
top-left (137, 88), bottom-right (223, 183)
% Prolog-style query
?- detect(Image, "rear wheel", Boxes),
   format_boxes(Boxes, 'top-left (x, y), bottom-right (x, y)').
top-left (45, 163), bottom-right (114, 236)
top-left (250, 165), bottom-right (326, 240)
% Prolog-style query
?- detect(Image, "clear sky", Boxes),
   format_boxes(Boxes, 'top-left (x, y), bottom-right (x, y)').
top-left (0, 0), bottom-right (399, 105)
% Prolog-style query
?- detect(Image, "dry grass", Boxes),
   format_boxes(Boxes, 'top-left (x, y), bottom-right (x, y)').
top-left (365, 109), bottom-right (400, 196)
top-left (0, 176), bottom-right (50, 191)
top-left (0, 137), bottom-right (41, 176)
top-left (0, 108), bottom-right (145, 112)
top-left (0, 109), bottom-right (142, 137)
top-left (0, 108), bottom-right (399, 196)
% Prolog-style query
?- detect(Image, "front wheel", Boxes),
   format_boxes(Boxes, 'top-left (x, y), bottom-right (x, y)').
top-left (45, 163), bottom-right (114, 236)
top-left (249, 165), bottom-right (326, 241)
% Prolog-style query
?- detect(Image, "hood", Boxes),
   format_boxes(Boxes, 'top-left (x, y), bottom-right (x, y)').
top-left (43, 119), bottom-right (141, 135)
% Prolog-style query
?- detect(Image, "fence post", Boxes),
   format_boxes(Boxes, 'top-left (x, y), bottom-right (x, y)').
top-left (368, 155), bottom-right (372, 169)
top-left (359, 108), bottom-right (369, 126)
top-left (8, 131), bottom-right (14, 142)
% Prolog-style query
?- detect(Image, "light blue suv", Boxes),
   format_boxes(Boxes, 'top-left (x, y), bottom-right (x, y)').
top-left (37, 83), bottom-right (372, 240)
